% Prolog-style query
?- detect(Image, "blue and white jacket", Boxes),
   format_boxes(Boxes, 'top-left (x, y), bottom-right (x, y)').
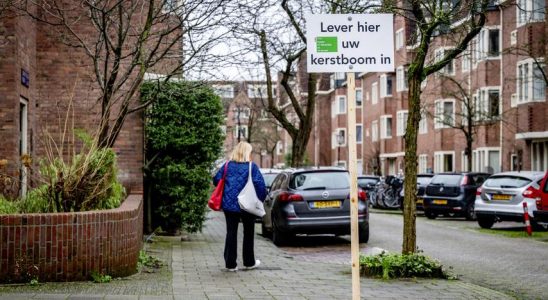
top-left (213, 161), bottom-right (267, 212)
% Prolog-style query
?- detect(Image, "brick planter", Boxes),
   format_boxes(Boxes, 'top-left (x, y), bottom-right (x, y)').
top-left (0, 194), bottom-right (143, 282)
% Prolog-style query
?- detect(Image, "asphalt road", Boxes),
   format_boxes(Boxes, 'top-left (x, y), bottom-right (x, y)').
top-left (368, 211), bottom-right (548, 300)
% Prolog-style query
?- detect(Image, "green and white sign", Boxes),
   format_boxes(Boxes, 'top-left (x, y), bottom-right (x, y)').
top-left (306, 14), bottom-right (394, 73)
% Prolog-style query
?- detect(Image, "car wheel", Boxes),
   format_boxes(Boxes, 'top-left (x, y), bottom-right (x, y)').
top-left (272, 221), bottom-right (291, 246)
top-left (465, 203), bottom-right (476, 221)
top-left (261, 221), bottom-right (271, 238)
top-left (477, 215), bottom-right (495, 229)
top-left (359, 222), bottom-right (369, 243)
top-left (425, 210), bottom-right (437, 219)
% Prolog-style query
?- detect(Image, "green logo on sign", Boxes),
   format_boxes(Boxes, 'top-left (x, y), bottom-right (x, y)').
top-left (316, 36), bottom-right (338, 53)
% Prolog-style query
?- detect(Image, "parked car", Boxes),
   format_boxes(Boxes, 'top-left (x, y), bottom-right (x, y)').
top-left (260, 168), bottom-right (283, 190)
top-left (261, 167), bottom-right (369, 246)
top-left (533, 171), bottom-right (548, 223)
top-left (357, 175), bottom-right (380, 204)
top-left (475, 171), bottom-right (545, 229)
top-left (423, 172), bottom-right (490, 220)
top-left (399, 173), bottom-right (435, 210)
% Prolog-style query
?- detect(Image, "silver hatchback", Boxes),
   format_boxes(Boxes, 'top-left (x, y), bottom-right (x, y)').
top-left (475, 171), bottom-right (545, 229)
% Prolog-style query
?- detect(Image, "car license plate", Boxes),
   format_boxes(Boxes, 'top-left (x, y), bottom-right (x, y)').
top-left (416, 198), bottom-right (423, 205)
top-left (312, 200), bottom-right (341, 208)
top-left (432, 199), bottom-right (447, 205)
top-left (492, 194), bottom-right (511, 201)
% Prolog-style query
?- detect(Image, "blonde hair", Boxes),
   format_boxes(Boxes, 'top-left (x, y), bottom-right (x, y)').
top-left (230, 142), bottom-right (253, 162)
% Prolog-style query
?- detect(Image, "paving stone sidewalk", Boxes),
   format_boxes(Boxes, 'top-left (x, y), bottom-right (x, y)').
top-left (0, 211), bottom-right (514, 300)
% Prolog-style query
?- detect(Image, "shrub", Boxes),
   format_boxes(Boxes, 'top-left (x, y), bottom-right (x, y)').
top-left (18, 185), bottom-right (49, 213)
top-left (0, 195), bottom-right (18, 214)
top-left (360, 251), bottom-right (452, 279)
top-left (142, 81), bottom-right (224, 233)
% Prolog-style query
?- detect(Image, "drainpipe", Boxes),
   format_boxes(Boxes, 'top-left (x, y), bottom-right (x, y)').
top-left (499, 4), bottom-right (504, 172)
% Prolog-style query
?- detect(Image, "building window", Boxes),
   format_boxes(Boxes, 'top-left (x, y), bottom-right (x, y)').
top-left (240, 107), bottom-right (251, 119)
top-left (333, 128), bottom-right (346, 147)
top-left (434, 99), bottom-right (455, 129)
top-left (419, 111), bottom-right (428, 134)
top-left (517, 59), bottom-right (546, 104)
top-left (212, 84), bottom-right (234, 98)
top-left (531, 141), bottom-right (548, 172)
top-left (337, 96), bottom-right (346, 114)
top-left (247, 84), bottom-right (269, 98)
top-left (418, 155), bottom-right (428, 174)
top-left (371, 120), bottom-right (379, 142)
top-left (380, 115), bottom-right (392, 139)
top-left (233, 125), bottom-right (248, 139)
top-left (434, 48), bottom-right (455, 75)
top-left (356, 125), bottom-right (363, 143)
top-left (395, 28), bottom-right (404, 50)
top-left (475, 88), bottom-right (500, 121)
top-left (356, 89), bottom-right (363, 107)
top-left (380, 74), bottom-right (392, 98)
top-left (396, 66), bottom-right (408, 92)
top-left (476, 28), bottom-right (500, 61)
top-left (517, 0), bottom-right (545, 26)
top-left (396, 110), bottom-right (408, 136)
top-left (434, 152), bottom-right (454, 173)
top-left (472, 148), bottom-right (500, 173)
top-left (372, 82), bottom-right (379, 104)
top-left (276, 141), bottom-right (283, 155)
top-left (462, 49), bottom-right (471, 72)
top-left (462, 151), bottom-right (469, 172)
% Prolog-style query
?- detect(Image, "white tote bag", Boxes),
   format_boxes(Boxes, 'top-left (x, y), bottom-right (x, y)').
top-left (238, 162), bottom-right (266, 217)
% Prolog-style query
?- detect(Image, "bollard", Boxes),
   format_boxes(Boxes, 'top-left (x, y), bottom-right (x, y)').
top-left (522, 202), bottom-right (532, 236)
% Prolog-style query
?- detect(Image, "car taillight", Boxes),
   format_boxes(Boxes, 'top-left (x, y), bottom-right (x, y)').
top-left (476, 187), bottom-right (482, 196)
top-left (461, 176), bottom-right (469, 186)
top-left (358, 189), bottom-right (367, 201)
top-left (522, 186), bottom-right (540, 199)
top-left (279, 192), bottom-right (303, 202)
top-left (536, 198), bottom-right (542, 209)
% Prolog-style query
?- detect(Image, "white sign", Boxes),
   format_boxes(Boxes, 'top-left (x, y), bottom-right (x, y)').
top-left (306, 14), bottom-right (394, 73)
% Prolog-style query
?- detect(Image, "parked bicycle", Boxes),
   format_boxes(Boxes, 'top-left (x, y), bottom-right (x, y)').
top-left (374, 175), bottom-right (404, 209)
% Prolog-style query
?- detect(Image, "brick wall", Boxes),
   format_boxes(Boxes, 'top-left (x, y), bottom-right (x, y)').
top-left (0, 194), bottom-right (143, 283)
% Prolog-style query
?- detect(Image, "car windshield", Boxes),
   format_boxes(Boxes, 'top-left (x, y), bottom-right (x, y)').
top-left (417, 176), bottom-right (433, 185)
top-left (484, 176), bottom-right (532, 188)
top-left (358, 178), bottom-right (379, 186)
top-left (290, 172), bottom-right (349, 190)
top-left (262, 174), bottom-right (278, 188)
top-left (430, 174), bottom-right (462, 185)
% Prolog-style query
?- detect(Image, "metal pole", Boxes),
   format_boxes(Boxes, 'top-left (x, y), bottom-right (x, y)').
top-left (346, 72), bottom-right (360, 299)
top-left (237, 107), bottom-right (241, 143)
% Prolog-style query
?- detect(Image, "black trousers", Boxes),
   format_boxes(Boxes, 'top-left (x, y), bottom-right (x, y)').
top-left (223, 210), bottom-right (256, 269)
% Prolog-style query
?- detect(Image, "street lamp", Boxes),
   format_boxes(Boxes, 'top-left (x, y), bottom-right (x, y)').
top-left (336, 131), bottom-right (345, 166)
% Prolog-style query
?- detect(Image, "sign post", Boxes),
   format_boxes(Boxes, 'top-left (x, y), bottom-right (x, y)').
top-left (306, 13), bottom-right (394, 300)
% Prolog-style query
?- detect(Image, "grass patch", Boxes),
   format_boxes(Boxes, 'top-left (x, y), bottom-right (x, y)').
top-left (90, 272), bottom-right (111, 283)
top-left (360, 251), bottom-right (454, 279)
top-left (477, 227), bottom-right (548, 242)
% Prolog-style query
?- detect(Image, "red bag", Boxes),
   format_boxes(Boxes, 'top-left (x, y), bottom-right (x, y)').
top-left (208, 162), bottom-right (228, 211)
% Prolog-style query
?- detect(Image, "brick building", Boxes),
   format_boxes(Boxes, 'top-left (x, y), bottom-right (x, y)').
top-left (282, 0), bottom-right (546, 175)
top-left (0, 3), bottom-right (183, 197)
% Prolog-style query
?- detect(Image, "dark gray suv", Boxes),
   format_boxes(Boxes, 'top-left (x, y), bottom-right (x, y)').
top-left (423, 172), bottom-right (490, 220)
top-left (261, 167), bottom-right (369, 246)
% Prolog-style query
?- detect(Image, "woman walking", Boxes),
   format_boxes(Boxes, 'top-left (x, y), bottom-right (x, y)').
top-left (213, 142), bottom-right (267, 272)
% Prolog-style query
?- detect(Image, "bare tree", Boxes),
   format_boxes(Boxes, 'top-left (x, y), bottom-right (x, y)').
top-left (18, 0), bottom-right (233, 148)
top-left (383, 0), bottom-right (491, 254)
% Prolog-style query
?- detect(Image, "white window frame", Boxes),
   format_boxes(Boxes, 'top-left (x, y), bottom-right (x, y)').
top-left (380, 115), bottom-right (392, 139)
top-left (434, 151), bottom-right (455, 173)
top-left (472, 147), bottom-right (501, 173)
top-left (396, 110), bottom-right (408, 136)
top-left (212, 84), bottom-right (234, 98)
top-left (461, 49), bottom-right (471, 73)
top-left (434, 48), bottom-right (455, 76)
top-left (395, 28), bottom-right (404, 50)
top-left (396, 66), bottom-right (408, 92)
top-left (380, 74), bottom-right (392, 98)
top-left (234, 125), bottom-right (248, 139)
top-left (371, 120), bottom-right (379, 142)
top-left (517, 0), bottom-right (546, 27)
top-left (434, 99), bottom-right (455, 129)
top-left (517, 58), bottom-right (546, 104)
top-left (419, 110), bottom-right (428, 134)
top-left (372, 82), bottom-right (379, 104)
top-left (474, 87), bottom-right (501, 121)
top-left (475, 27), bottom-right (501, 61)
top-left (531, 140), bottom-right (548, 172)
top-left (333, 128), bottom-right (347, 148)
top-left (276, 141), bottom-right (283, 155)
top-left (247, 84), bottom-right (269, 98)
top-left (418, 154), bottom-right (428, 174)
top-left (461, 151), bottom-right (469, 172)
top-left (337, 96), bottom-right (347, 114)
top-left (356, 124), bottom-right (363, 144)
top-left (356, 88), bottom-right (363, 107)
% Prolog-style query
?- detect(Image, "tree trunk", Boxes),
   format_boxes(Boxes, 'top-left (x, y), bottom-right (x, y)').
top-left (402, 74), bottom-right (422, 254)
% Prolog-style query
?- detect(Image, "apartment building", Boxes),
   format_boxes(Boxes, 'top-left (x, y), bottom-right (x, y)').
top-left (309, 0), bottom-right (547, 176)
